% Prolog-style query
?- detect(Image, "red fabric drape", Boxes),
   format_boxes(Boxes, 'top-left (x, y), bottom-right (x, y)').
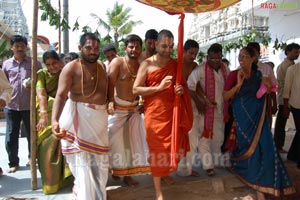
top-left (170, 13), bottom-right (187, 170)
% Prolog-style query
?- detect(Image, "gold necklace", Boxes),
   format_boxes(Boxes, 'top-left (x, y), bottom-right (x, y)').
top-left (82, 62), bottom-right (95, 80)
top-left (80, 61), bottom-right (99, 97)
top-left (124, 57), bottom-right (137, 78)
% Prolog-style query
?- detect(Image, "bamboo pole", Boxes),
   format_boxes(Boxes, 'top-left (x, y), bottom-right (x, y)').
top-left (58, 0), bottom-right (61, 54)
top-left (30, 0), bottom-right (38, 190)
top-left (251, 0), bottom-right (254, 31)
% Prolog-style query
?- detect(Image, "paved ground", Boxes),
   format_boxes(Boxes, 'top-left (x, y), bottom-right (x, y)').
top-left (0, 117), bottom-right (299, 200)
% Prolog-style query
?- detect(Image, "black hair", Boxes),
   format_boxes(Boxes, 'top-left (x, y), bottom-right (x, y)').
top-left (184, 39), bottom-right (199, 51)
top-left (79, 32), bottom-right (100, 47)
top-left (285, 43), bottom-right (300, 56)
top-left (247, 42), bottom-right (260, 54)
top-left (42, 50), bottom-right (60, 63)
top-left (157, 29), bottom-right (174, 41)
top-left (103, 44), bottom-right (116, 53)
top-left (145, 29), bottom-right (158, 40)
top-left (65, 52), bottom-right (79, 61)
top-left (124, 34), bottom-right (143, 47)
top-left (59, 53), bottom-right (65, 60)
top-left (222, 58), bottom-right (230, 65)
top-left (10, 35), bottom-right (28, 46)
top-left (207, 43), bottom-right (222, 54)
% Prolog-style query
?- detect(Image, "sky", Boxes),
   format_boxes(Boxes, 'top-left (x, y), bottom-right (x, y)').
top-left (21, 0), bottom-right (194, 52)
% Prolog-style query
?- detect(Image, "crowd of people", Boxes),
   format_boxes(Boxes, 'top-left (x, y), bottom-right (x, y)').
top-left (0, 30), bottom-right (299, 200)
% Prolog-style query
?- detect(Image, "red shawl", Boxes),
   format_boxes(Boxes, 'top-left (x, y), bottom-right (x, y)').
top-left (202, 62), bottom-right (227, 139)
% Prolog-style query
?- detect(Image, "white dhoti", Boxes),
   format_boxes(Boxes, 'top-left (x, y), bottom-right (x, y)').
top-left (109, 97), bottom-right (150, 176)
top-left (59, 99), bottom-right (109, 200)
top-left (177, 100), bottom-right (225, 176)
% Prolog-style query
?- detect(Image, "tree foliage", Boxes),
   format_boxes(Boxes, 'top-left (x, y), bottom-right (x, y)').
top-left (90, 2), bottom-right (142, 48)
top-left (0, 41), bottom-right (13, 59)
top-left (38, 1), bottom-right (143, 59)
top-left (223, 31), bottom-right (271, 53)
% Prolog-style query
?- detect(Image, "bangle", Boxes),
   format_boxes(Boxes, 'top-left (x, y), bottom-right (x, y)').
top-left (40, 111), bottom-right (48, 117)
top-left (40, 110), bottom-right (47, 114)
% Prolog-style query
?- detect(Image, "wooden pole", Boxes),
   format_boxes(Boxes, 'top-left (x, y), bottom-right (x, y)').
top-left (251, 0), bottom-right (254, 31)
top-left (30, 0), bottom-right (38, 190)
top-left (58, 0), bottom-right (61, 54)
top-left (63, 0), bottom-right (69, 54)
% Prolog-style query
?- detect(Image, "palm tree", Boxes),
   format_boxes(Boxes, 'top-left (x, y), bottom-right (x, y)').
top-left (91, 2), bottom-right (142, 48)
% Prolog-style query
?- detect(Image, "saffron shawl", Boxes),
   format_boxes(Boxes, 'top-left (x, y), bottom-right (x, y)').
top-left (143, 59), bottom-right (193, 176)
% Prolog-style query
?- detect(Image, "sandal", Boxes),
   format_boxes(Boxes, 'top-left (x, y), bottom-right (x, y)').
top-left (162, 176), bottom-right (175, 185)
top-left (206, 169), bottom-right (215, 176)
top-left (190, 170), bottom-right (200, 177)
top-left (233, 194), bottom-right (256, 200)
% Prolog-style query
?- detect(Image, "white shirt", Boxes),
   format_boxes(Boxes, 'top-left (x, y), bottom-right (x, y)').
top-left (187, 62), bottom-right (226, 117)
top-left (283, 63), bottom-right (300, 109)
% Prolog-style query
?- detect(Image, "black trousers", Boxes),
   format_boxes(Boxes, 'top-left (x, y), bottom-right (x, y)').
top-left (4, 109), bottom-right (30, 167)
top-left (287, 106), bottom-right (300, 166)
top-left (274, 105), bottom-right (288, 149)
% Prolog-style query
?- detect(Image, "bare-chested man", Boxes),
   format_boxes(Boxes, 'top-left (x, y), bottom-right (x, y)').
top-left (183, 39), bottom-right (199, 80)
top-left (138, 29), bottom-right (158, 63)
top-left (51, 33), bottom-right (109, 200)
top-left (177, 39), bottom-right (201, 177)
top-left (107, 34), bottom-right (150, 186)
top-left (133, 29), bottom-right (193, 200)
top-left (103, 43), bottom-right (118, 72)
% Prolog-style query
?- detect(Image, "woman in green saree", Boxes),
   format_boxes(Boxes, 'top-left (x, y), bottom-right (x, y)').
top-left (36, 50), bottom-right (73, 194)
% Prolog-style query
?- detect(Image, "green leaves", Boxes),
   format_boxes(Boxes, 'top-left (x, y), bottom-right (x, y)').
top-left (223, 31), bottom-right (271, 53)
top-left (39, 0), bottom-right (69, 30)
top-left (0, 41), bottom-right (13, 59)
top-left (89, 2), bottom-right (143, 50)
top-left (272, 38), bottom-right (287, 54)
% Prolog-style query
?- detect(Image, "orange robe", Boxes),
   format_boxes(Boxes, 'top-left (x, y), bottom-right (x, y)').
top-left (144, 59), bottom-right (193, 177)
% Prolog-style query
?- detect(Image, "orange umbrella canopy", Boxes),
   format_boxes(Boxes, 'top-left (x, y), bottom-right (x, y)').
top-left (136, 0), bottom-right (240, 13)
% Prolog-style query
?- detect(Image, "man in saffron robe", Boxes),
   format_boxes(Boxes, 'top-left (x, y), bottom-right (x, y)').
top-left (133, 29), bottom-right (193, 200)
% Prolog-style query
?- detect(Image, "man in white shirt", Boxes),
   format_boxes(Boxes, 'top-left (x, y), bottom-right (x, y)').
top-left (283, 62), bottom-right (300, 168)
top-left (274, 43), bottom-right (300, 152)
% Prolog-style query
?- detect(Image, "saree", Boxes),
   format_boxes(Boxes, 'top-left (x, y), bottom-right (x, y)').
top-left (226, 69), bottom-right (295, 197)
top-left (36, 69), bottom-right (73, 194)
top-left (143, 59), bottom-right (193, 177)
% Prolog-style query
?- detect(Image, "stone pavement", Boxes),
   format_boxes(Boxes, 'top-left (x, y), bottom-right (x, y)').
top-left (0, 118), bottom-right (299, 200)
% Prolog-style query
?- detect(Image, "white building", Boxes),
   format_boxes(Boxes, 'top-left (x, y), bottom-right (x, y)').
top-left (187, 0), bottom-right (300, 70)
top-left (0, 0), bottom-right (29, 37)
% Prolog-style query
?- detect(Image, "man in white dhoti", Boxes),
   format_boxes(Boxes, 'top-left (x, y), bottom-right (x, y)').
top-left (52, 33), bottom-right (109, 200)
top-left (108, 34), bottom-right (150, 186)
top-left (178, 43), bottom-right (228, 177)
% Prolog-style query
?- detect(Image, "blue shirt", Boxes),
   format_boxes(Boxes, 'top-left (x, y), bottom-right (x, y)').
top-left (2, 56), bottom-right (42, 111)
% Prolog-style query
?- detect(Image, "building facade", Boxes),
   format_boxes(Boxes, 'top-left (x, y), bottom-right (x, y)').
top-left (187, 0), bottom-right (300, 70)
top-left (0, 0), bottom-right (29, 37)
